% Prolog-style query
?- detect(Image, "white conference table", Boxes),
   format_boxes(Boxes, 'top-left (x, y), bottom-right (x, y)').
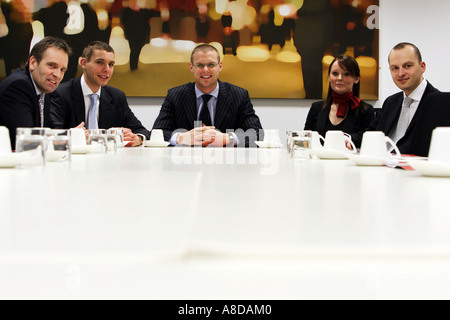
top-left (1, 146), bottom-right (450, 299)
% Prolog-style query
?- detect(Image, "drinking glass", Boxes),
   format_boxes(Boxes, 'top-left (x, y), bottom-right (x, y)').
top-left (46, 129), bottom-right (71, 162)
top-left (88, 129), bottom-right (108, 153)
top-left (286, 130), bottom-right (292, 154)
top-left (291, 131), bottom-right (312, 160)
top-left (107, 128), bottom-right (124, 148)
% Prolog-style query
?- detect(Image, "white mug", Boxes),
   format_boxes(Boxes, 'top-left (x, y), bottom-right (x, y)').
top-left (360, 131), bottom-right (401, 159)
top-left (150, 129), bottom-right (164, 141)
top-left (70, 128), bottom-right (87, 146)
top-left (428, 127), bottom-right (450, 164)
top-left (310, 131), bottom-right (325, 149)
top-left (263, 129), bottom-right (281, 144)
top-left (324, 130), bottom-right (356, 153)
top-left (0, 126), bottom-right (12, 154)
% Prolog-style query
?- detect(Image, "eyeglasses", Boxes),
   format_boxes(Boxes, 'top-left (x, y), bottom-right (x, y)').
top-left (193, 63), bottom-right (219, 69)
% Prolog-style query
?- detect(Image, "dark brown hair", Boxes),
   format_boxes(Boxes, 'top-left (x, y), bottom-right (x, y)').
top-left (324, 55), bottom-right (366, 110)
top-left (82, 41), bottom-right (115, 62)
top-left (25, 36), bottom-right (71, 70)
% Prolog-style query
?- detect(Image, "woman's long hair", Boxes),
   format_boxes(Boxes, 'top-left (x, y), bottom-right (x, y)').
top-left (323, 55), bottom-right (367, 111)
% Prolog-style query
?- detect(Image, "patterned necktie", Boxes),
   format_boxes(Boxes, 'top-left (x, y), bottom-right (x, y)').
top-left (87, 94), bottom-right (99, 129)
top-left (199, 94), bottom-right (213, 126)
top-left (390, 96), bottom-right (414, 143)
top-left (38, 93), bottom-right (45, 127)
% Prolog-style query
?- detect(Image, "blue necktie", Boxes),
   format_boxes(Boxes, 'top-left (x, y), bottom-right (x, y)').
top-left (200, 94), bottom-right (212, 126)
top-left (87, 94), bottom-right (99, 129)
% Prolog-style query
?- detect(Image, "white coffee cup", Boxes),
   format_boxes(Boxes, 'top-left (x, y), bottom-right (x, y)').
top-left (70, 128), bottom-right (87, 146)
top-left (324, 130), bottom-right (356, 153)
top-left (263, 129), bottom-right (281, 144)
top-left (0, 126), bottom-right (12, 154)
top-left (428, 127), bottom-right (450, 164)
top-left (360, 131), bottom-right (401, 159)
top-left (150, 129), bottom-right (164, 141)
top-left (310, 131), bottom-right (325, 149)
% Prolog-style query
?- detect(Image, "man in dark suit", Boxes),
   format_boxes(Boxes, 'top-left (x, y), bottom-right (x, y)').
top-left (0, 36), bottom-right (71, 149)
top-left (51, 41), bottom-right (150, 146)
top-left (152, 44), bottom-right (263, 147)
top-left (375, 42), bottom-right (440, 156)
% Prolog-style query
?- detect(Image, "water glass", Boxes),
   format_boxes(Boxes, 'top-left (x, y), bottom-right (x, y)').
top-left (107, 128), bottom-right (124, 148)
top-left (15, 127), bottom-right (48, 166)
top-left (88, 129), bottom-right (108, 153)
top-left (291, 131), bottom-right (312, 160)
top-left (46, 129), bottom-right (71, 162)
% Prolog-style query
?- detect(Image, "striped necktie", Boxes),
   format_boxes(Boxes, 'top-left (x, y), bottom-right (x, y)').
top-left (200, 94), bottom-right (212, 126)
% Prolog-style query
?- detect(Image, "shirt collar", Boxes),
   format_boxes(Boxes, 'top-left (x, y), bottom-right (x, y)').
top-left (195, 82), bottom-right (219, 100)
top-left (81, 75), bottom-right (102, 97)
top-left (404, 79), bottom-right (428, 101)
top-left (29, 71), bottom-right (42, 96)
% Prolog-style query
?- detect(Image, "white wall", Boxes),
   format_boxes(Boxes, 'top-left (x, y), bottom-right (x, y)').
top-left (129, 0), bottom-right (450, 139)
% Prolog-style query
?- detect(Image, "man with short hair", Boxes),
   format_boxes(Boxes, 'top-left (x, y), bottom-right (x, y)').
top-left (152, 44), bottom-right (263, 147)
top-left (0, 36), bottom-right (71, 148)
top-left (375, 42), bottom-right (441, 156)
top-left (51, 41), bottom-right (150, 146)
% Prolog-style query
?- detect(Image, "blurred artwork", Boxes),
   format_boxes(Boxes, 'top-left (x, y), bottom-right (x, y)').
top-left (0, 0), bottom-right (379, 99)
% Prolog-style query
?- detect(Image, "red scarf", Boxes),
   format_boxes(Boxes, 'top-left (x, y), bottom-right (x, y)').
top-left (332, 91), bottom-right (360, 118)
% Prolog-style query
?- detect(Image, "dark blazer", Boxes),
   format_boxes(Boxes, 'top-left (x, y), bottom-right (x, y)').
top-left (401, 91), bottom-right (450, 156)
top-left (0, 69), bottom-right (52, 148)
top-left (152, 81), bottom-right (263, 147)
top-left (375, 82), bottom-right (439, 155)
top-left (50, 77), bottom-right (150, 139)
top-left (304, 100), bottom-right (374, 148)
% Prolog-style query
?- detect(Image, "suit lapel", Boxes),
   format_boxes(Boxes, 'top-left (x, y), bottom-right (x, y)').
top-left (98, 87), bottom-right (114, 129)
top-left (405, 82), bottom-right (436, 134)
top-left (342, 105), bottom-right (357, 134)
top-left (25, 71), bottom-right (41, 126)
top-left (72, 78), bottom-right (87, 125)
top-left (214, 81), bottom-right (228, 129)
top-left (316, 103), bottom-right (330, 134)
top-left (183, 83), bottom-right (198, 128)
top-left (385, 93), bottom-right (403, 133)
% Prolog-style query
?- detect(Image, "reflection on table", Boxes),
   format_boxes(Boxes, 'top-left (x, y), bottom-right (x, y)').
top-left (1, 147), bottom-right (449, 299)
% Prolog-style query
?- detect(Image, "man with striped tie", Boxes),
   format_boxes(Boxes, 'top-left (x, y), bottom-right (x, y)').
top-left (152, 44), bottom-right (263, 147)
top-left (0, 36), bottom-right (71, 149)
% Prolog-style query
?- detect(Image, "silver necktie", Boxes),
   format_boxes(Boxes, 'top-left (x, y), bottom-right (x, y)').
top-left (390, 96), bottom-right (414, 144)
top-left (87, 94), bottom-right (99, 129)
top-left (39, 93), bottom-right (45, 127)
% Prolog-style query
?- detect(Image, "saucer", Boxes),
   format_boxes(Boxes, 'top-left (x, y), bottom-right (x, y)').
top-left (143, 140), bottom-right (170, 148)
top-left (117, 141), bottom-right (132, 148)
top-left (72, 145), bottom-right (96, 154)
top-left (407, 159), bottom-right (450, 177)
top-left (310, 148), bottom-right (350, 160)
top-left (347, 154), bottom-right (387, 166)
top-left (255, 141), bottom-right (282, 148)
top-left (0, 153), bottom-right (20, 168)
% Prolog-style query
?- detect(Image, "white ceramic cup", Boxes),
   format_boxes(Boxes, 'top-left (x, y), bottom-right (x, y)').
top-left (310, 131), bottom-right (325, 149)
top-left (263, 129), bottom-right (281, 144)
top-left (360, 131), bottom-right (401, 159)
top-left (428, 127), bottom-right (450, 164)
top-left (0, 126), bottom-right (12, 154)
top-left (324, 130), bottom-right (356, 153)
top-left (70, 128), bottom-right (87, 146)
top-left (150, 129), bottom-right (164, 141)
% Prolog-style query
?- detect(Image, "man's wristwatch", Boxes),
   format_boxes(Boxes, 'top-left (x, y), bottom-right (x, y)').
top-left (226, 133), bottom-right (235, 147)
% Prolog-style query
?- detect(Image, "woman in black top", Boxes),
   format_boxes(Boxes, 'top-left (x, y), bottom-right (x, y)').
top-left (304, 55), bottom-right (374, 148)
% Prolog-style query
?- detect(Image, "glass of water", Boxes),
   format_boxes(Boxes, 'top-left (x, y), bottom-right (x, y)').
top-left (15, 127), bottom-right (48, 166)
top-left (46, 129), bottom-right (71, 162)
top-left (291, 131), bottom-right (312, 160)
top-left (88, 129), bottom-right (108, 153)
